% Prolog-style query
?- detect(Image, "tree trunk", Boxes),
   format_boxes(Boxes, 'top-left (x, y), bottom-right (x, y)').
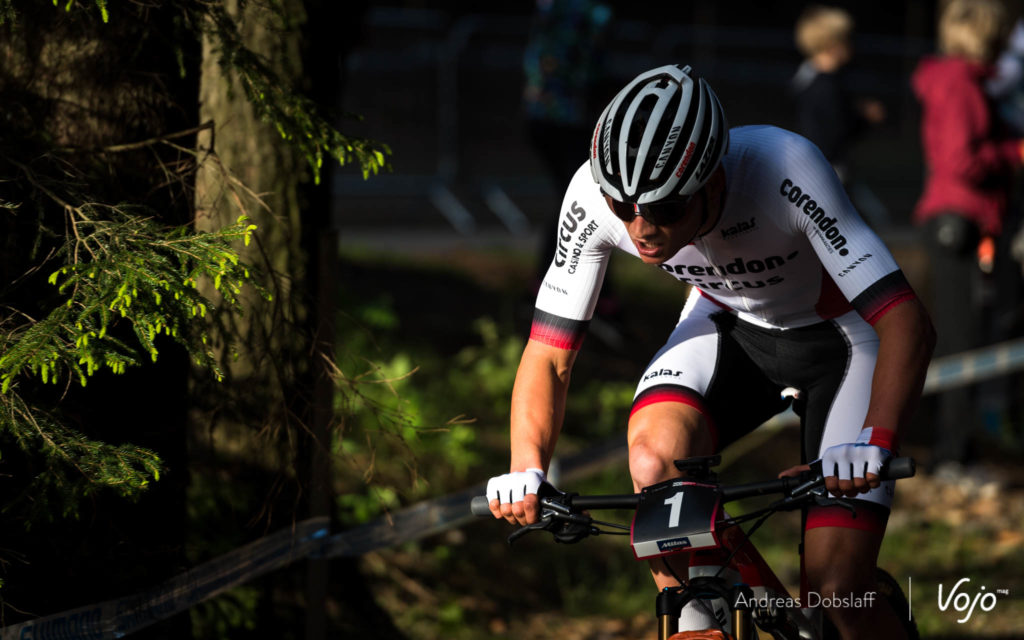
top-left (192, 1), bottom-right (332, 637)
top-left (192, 0), bottom-right (309, 510)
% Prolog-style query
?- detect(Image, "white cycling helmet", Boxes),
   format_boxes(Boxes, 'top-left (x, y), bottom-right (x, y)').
top-left (590, 64), bottom-right (729, 204)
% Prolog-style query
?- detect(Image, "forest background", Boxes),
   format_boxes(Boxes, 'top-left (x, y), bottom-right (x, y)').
top-left (0, 1), bottom-right (1022, 639)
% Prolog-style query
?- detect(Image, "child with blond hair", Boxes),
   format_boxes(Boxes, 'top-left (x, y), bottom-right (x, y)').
top-left (791, 5), bottom-right (885, 185)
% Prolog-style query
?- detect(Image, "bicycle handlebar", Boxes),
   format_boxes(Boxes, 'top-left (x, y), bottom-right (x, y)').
top-left (720, 455), bottom-right (915, 501)
top-left (469, 492), bottom-right (639, 516)
top-left (469, 456), bottom-right (915, 517)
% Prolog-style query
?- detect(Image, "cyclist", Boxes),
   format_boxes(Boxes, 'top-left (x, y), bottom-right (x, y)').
top-left (486, 64), bottom-right (935, 639)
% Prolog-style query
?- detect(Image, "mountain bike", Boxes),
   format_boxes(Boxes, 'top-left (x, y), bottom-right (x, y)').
top-left (471, 455), bottom-right (919, 640)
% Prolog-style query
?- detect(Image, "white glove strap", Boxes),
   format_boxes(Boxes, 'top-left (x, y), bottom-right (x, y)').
top-left (486, 468), bottom-right (546, 504)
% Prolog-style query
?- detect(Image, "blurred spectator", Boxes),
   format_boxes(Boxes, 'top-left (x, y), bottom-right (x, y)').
top-left (986, 9), bottom-right (1024, 447)
top-left (522, 0), bottom-right (622, 344)
top-left (790, 5), bottom-right (886, 186)
top-left (912, 0), bottom-right (1024, 466)
top-left (987, 15), bottom-right (1024, 135)
top-left (987, 14), bottom-right (1024, 300)
top-left (522, 0), bottom-right (612, 279)
top-left (790, 5), bottom-right (891, 233)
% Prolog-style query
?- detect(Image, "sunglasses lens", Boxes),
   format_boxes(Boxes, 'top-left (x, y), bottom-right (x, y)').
top-left (607, 198), bottom-right (636, 222)
top-left (642, 200), bottom-right (687, 225)
top-left (603, 192), bottom-right (692, 224)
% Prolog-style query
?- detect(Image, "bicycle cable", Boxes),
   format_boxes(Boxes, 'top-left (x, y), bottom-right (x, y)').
top-left (588, 517), bottom-right (630, 535)
top-left (713, 509), bottom-right (774, 581)
top-left (661, 556), bottom-right (684, 585)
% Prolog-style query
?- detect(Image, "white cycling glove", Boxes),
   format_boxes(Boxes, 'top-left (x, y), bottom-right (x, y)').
top-left (486, 468), bottom-right (547, 505)
top-left (820, 427), bottom-right (897, 481)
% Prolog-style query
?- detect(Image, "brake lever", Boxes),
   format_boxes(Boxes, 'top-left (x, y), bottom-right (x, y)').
top-left (506, 488), bottom-right (598, 545)
top-left (801, 466), bottom-right (860, 516)
top-left (769, 471), bottom-right (855, 516)
top-left (790, 472), bottom-right (824, 498)
top-left (507, 518), bottom-right (554, 545)
top-left (505, 486), bottom-right (575, 545)
top-left (809, 487), bottom-right (858, 516)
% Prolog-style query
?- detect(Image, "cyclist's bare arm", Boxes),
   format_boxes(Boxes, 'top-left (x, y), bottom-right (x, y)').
top-left (830, 297), bottom-right (934, 497)
top-left (489, 339), bottom-right (577, 526)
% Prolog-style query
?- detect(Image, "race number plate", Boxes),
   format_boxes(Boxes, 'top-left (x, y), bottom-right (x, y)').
top-left (631, 479), bottom-right (721, 559)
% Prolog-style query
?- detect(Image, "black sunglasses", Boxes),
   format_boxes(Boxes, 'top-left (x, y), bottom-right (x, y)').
top-left (603, 192), bottom-right (694, 226)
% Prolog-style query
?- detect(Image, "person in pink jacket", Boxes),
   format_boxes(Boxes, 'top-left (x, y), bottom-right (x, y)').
top-left (912, 0), bottom-right (1024, 466)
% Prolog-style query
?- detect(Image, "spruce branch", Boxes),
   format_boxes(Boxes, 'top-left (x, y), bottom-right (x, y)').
top-left (0, 211), bottom-right (264, 394)
top-left (0, 390), bottom-right (163, 522)
top-left (199, 2), bottom-right (391, 183)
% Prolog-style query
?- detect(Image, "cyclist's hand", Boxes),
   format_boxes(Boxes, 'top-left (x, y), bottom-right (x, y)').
top-left (486, 468), bottom-right (547, 526)
top-left (778, 463), bottom-right (810, 478)
top-left (820, 427), bottom-right (896, 497)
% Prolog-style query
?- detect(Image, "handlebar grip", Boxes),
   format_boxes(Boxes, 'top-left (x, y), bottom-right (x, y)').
top-left (470, 495), bottom-right (492, 516)
top-left (881, 456), bottom-right (915, 480)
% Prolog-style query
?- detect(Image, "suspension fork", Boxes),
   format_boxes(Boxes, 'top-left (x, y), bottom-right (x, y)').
top-left (656, 587), bottom-right (683, 640)
top-left (655, 582), bottom-right (756, 640)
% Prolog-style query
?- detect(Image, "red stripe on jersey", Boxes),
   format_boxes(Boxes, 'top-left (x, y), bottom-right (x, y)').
top-left (699, 289), bottom-right (734, 311)
top-left (530, 318), bottom-right (585, 351)
top-left (851, 271), bottom-right (917, 326)
top-left (864, 291), bottom-right (916, 326)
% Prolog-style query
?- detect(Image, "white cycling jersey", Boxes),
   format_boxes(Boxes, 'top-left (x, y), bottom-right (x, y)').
top-left (530, 125), bottom-right (913, 521)
top-left (531, 125), bottom-right (913, 349)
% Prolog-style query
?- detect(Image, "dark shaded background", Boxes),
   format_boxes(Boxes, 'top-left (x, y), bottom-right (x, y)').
top-left (332, 1), bottom-right (941, 247)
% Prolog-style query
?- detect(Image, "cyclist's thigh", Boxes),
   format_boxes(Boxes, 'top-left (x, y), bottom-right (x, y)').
top-left (803, 524), bottom-right (885, 591)
top-left (631, 294), bottom-right (787, 453)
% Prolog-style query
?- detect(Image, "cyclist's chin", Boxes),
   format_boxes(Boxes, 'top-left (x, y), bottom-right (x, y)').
top-left (633, 240), bottom-right (668, 263)
top-left (638, 254), bottom-right (668, 265)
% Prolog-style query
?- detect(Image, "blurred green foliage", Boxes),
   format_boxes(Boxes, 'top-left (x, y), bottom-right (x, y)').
top-left (325, 251), bottom-right (656, 637)
top-left (332, 297), bottom-right (519, 525)
top-left (191, 586), bottom-right (260, 637)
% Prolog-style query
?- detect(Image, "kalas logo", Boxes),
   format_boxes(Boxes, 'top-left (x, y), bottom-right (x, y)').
top-left (721, 217), bottom-right (757, 239)
top-left (938, 578), bottom-right (1007, 623)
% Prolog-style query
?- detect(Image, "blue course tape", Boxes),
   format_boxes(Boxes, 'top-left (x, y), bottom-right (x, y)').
top-left (923, 337), bottom-right (1024, 393)
top-left (0, 518), bottom-right (328, 640)
top-left (323, 485), bottom-right (485, 558)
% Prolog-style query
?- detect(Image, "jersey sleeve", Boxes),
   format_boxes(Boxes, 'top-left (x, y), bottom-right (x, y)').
top-left (779, 134), bottom-right (916, 325)
top-left (530, 165), bottom-right (618, 350)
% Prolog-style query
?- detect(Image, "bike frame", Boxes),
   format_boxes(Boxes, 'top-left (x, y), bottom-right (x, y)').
top-left (654, 511), bottom-right (820, 640)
